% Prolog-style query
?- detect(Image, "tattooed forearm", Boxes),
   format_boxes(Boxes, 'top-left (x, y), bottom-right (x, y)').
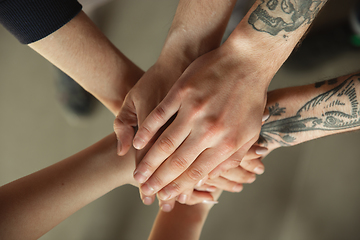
top-left (260, 74), bottom-right (360, 147)
top-left (314, 78), bottom-right (338, 88)
top-left (248, 0), bottom-right (326, 36)
top-left (269, 103), bottom-right (286, 116)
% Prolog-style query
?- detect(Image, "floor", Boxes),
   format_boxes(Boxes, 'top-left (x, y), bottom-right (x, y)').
top-left (1, 0), bottom-right (360, 239)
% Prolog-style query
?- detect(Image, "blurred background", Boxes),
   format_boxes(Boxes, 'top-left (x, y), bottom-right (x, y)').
top-left (1, 0), bottom-right (360, 239)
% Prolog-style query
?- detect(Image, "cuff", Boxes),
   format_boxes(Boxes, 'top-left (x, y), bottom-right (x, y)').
top-left (0, 0), bottom-right (82, 44)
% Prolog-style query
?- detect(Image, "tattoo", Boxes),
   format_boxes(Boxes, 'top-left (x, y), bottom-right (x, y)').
top-left (248, 0), bottom-right (325, 36)
top-left (259, 74), bottom-right (360, 147)
top-left (269, 103), bottom-right (286, 116)
top-left (315, 78), bottom-right (338, 88)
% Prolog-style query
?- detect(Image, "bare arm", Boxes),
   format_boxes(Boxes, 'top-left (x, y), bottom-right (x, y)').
top-left (29, 11), bottom-right (144, 115)
top-left (0, 132), bottom-right (245, 239)
top-left (157, 0), bottom-right (238, 71)
top-left (148, 190), bottom-right (222, 240)
top-left (0, 133), bottom-right (137, 240)
top-left (148, 203), bottom-right (209, 240)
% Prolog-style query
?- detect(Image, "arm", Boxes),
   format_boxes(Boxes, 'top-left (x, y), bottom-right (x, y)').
top-left (244, 72), bottom-right (360, 160)
top-left (0, 133), bottom-right (137, 240)
top-left (0, 131), bottom-right (252, 239)
top-left (148, 190), bottom-right (222, 240)
top-left (133, 0), bottom-right (328, 206)
top-left (29, 11), bottom-right (144, 115)
top-left (113, 0), bottom-right (239, 206)
top-left (114, 0), bottom-right (238, 156)
top-left (262, 72), bottom-right (360, 149)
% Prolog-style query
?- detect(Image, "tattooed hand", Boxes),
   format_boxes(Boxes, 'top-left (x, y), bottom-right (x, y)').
top-left (244, 73), bottom-right (360, 161)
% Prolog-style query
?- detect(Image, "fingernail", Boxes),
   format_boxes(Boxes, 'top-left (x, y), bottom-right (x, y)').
top-left (134, 170), bottom-right (148, 184)
top-left (247, 176), bottom-right (256, 183)
top-left (196, 177), bottom-right (206, 187)
top-left (161, 204), bottom-right (172, 212)
top-left (232, 184), bottom-right (243, 192)
top-left (206, 186), bottom-right (217, 192)
top-left (262, 113), bottom-right (270, 122)
top-left (255, 147), bottom-right (267, 155)
top-left (202, 200), bottom-right (218, 205)
top-left (133, 137), bottom-right (145, 149)
top-left (117, 140), bottom-right (122, 155)
top-left (141, 183), bottom-right (155, 195)
top-left (178, 194), bottom-right (187, 204)
top-left (143, 197), bottom-right (153, 205)
top-left (254, 166), bottom-right (265, 175)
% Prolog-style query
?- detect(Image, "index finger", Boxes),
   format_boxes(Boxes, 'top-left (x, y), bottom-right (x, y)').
top-left (133, 88), bottom-right (182, 150)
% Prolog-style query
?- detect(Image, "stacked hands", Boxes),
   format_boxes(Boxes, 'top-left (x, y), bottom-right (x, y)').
top-left (4, 0), bottom-right (353, 237)
top-left (114, 41), bottom-right (274, 212)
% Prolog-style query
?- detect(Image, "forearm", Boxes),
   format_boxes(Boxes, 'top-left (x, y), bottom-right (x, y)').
top-left (223, 0), bottom-right (328, 85)
top-left (0, 133), bottom-right (136, 240)
top-left (260, 73), bottom-right (360, 148)
top-left (158, 0), bottom-right (237, 73)
top-left (148, 202), bottom-right (210, 240)
top-left (29, 11), bottom-right (144, 115)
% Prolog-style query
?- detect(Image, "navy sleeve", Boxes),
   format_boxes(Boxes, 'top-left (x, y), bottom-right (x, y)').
top-left (0, 0), bottom-right (82, 44)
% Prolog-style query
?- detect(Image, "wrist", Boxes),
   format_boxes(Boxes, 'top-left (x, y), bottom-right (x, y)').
top-left (263, 84), bottom-right (337, 149)
top-left (222, 33), bottom-right (284, 84)
top-left (172, 202), bottom-right (210, 225)
top-left (158, 25), bottom-right (223, 73)
top-left (93, 133), bottom-right (137, 188)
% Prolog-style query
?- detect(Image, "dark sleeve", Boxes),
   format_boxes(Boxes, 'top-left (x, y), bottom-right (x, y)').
top-left (0, 0), bottom-right (82, 44)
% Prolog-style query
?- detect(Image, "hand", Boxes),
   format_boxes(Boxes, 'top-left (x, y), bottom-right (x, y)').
top-left (241, 88), bottom-right (298, 162)
top-left (114, 59), bottom-right (190, 206)
top-left (113, 61), bottom-right (182, 156)
top-left (132, 42), bottom-right (269, 202)
top-left (158, 156), bottom-right (265, 212)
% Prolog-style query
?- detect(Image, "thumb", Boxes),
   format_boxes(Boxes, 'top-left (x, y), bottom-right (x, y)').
top-left (114, 99), bottom-right (138, 156)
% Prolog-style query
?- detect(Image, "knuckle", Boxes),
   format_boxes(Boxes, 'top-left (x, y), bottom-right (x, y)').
top-left (202, 118), bottom-right (225, 139)
top-left (158, 136), bottom-right (176, 154)
top-left (187, 104), bottom-right (203, 121)
top-left (169, 156), bottom-right (189, 172)
top-left (140, 160), bottom-right (156, 173)
top-left (177, 86), bottom-right (188, 100)
top-left (169, 181), bottom-right (182, 194)
top-left (153, 105), bottom-right (167, 122)
top-left (186, 166), bottom-right (205, 182)
top-left (113, 118), bottom-right (121, 131)
top-left (150, 174), bottom-right (164, 189)
top-left (227, 159), bottom-right (241, 169)
top-left (179, 82), bottom-right (193, 96)
top-left (140, 125), bottom-right (152, 135)
top-left (239, 159), bottom-right (250, 168)
top-left (219, 140), bottom-right (238, 156)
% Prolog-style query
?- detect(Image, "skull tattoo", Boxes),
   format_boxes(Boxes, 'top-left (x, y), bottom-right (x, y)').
top-left (248, 0), bottom-right (323, 36)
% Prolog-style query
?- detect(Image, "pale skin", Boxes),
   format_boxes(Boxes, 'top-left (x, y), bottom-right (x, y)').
top-left (1, 10), bottom-right (265, 237)
top-left (28, 11), bottom-right (143, 115)
top-left (7, 71), bottom-right (358, 239)
top-left (4, 70), bottom-right (359, 239)
top-left (148, 189), bottom-right (223, 240)
top-left (24, 8), bottom-right (265, 209)
top-left (153, 71), bottom-right (360, 239)
top-left (0, 132), bottom-right (251, 239)
top-left (243, 72), bottom-right (360, 161)
top-left (113, 0), bottom-right (239, 207)
top-left (117, 0), bottom-right (328, 210)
